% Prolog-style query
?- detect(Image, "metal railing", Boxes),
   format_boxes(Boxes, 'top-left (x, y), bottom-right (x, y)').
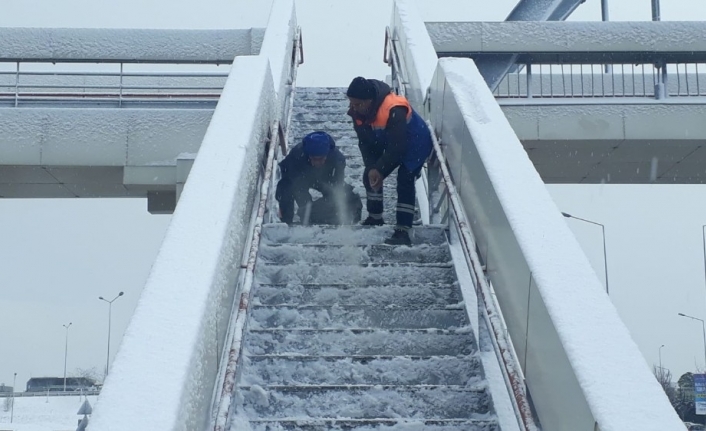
top-left (210, 26), bottom-right (302, 431)
top-left (0, 390), bottom-right (100, 398)
top-left (384, 24), bottom-right (538, 431)
top-left (0, 62), bottom-right (229, 107)
top-left (493, 62), bottom-right (706, 100)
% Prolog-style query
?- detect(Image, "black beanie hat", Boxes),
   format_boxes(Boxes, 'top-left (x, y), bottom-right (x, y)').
top-left (346, 77), bottom-right (376, 100)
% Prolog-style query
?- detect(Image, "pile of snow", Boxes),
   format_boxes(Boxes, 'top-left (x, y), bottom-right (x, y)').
top-left (0, 395), bottom-right (97, 431)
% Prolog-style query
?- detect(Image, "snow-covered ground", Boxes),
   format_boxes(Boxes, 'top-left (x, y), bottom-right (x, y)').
top-left (0, 395), bottom-right (97, 431)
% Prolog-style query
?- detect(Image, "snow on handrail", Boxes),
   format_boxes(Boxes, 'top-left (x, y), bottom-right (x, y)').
top-left (0, 28), bottom-right (263, 63)
top-left (211, 119), bottom-right (280, 431)
top-left (87, 55), bottom-right (276, 431)
top-left (211, 23), bottom-right (302, 431)
top-left (259, 0), bottom-right (298, 120)
top-left (426, 119), bottom-right (538, 431)
top-left (389, 0), bottom-right (438, 110)
top-left (429, 57), bottom-right (684, 431)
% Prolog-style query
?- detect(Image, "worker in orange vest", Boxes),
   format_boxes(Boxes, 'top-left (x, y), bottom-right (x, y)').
top-left (346, 76), bottom-right (432, 246)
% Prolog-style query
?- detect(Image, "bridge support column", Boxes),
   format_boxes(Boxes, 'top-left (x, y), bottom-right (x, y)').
top-left (176, 155), bottom-right (196, 204)
top-left (147, 191), bottom-right (176, 215)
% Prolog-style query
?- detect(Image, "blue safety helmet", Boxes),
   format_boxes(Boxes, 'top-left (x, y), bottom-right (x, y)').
top-left (302, 131), bottom-right (333, 157)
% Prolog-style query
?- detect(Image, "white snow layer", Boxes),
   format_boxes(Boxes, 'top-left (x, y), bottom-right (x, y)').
top-left (425, 21), bottom-right (706, 54)
top-left (437, 58), bottom-right (684, 430)
top-left (88, 56), bottom-right (275, 431)
top-left (389, 0), bottom-right (439, 109)
top-left (0, 108), bottom-right (212, 166)
top-left (88, 2), bottom-right (298, 429)
top-left (0, 28), bottom-right (262, 62)
top-left (0, 395), bottom-right (98, 431)
top-left (259, 0), bottom-right (298, 118)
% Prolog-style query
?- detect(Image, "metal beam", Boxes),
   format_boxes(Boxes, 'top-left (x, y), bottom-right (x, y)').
top-left (0, 28), bottom-right (265, 63)
top-left (506, 0), bottom-right (586, 22)
top-left (475, 0), bottom-right (587, 90)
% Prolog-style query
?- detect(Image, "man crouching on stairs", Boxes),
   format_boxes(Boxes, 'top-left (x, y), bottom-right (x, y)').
top-left (275, 131), bottom-right (362, 226)
top-left (346, 76), bottom-right (433, 246)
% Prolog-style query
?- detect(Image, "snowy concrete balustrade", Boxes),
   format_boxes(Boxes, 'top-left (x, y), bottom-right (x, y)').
top-left (258, 0), bottom-right (298, 122)
top-left (388, 0), bottom-right (438, 111)
top-left (88, 54), bottom-right (275, 431)
top-left (391, 0), bottom-right (684, 429)
top-left (88, 2), bottom-right (298, 429)
top-left (430, 57), bottom-right (684, 431)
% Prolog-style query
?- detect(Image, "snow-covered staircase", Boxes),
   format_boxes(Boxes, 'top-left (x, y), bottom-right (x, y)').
top-left (229, 88), bottom-right (503, 430)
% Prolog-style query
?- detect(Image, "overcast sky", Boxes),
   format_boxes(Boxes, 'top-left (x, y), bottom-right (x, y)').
top-left (1, 0), bottom-right (706, 392)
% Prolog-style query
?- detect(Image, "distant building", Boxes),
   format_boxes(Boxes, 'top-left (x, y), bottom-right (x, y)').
top-left (26, 377), bottom-right (97, 392)
top-left (0, 384), bottom-right (12, 393)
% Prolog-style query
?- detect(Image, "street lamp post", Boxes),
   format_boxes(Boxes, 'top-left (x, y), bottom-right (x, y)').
top-left (678, 312), bottom-right (706, 369)
top-left (651, 0), bottom-right (661, 21)
top-left (62, 322), bottom-right (72, 392)
top-left (702, 225), bottom-right (706, 310)
top-left (99, 292), bottom-right (124, 376)
top-left (659, 344), bottom-right (665, 371)
top-left (10, 372), bottom-right (16, 423)
top-left (562, 212), bottom-right (609, 295)
top-left (601, 0), bottom-right (611, 74)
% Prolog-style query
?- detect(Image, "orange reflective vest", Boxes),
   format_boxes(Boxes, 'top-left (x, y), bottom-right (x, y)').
top-left (354, 93), bottom-right (412, 128)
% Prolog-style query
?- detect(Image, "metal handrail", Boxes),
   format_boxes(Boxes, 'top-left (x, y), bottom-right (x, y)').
top-left (1, 61), bottom-right (230, 107)
top-left (494, 61), bottom-right (706, 99)
top-left (0, 70), bottom-right (229, 78)
top-left (0, 390), bottom-right (100, 398)
top-left (426, 121), bottom-right (539, 431)
top-left (0, 93), bottom-right (220, 101)
top-left (4, 84), bottom-right (224, 91)
top-left (384, 22), bottom-right (537, 431)
top-left (268, 26), bottom-right (303, 223)
top-left (211, 119), bottom-right (280, 431)
top-left (210, 27), bottom-right (302, 431)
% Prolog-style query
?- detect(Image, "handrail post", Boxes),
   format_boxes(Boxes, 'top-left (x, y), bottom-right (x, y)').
top-left (298, 31), bottom-right (304, 65)
top-left (654, 60), bottom-right (667, 100)
top-left (383, 27), bottom-right (390, 65)
top-left (14, 61), bottom-right (19, 107)
top-left (119, 63), bottom-right (124, 108)
top-left (526, 63), bottom-right (532, 99)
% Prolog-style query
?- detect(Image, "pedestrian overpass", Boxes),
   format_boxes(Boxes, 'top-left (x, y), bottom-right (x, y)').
top-left (0, 0), bottom-right (698, 430)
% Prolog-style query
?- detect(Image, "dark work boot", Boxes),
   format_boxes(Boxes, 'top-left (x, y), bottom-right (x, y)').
top-left (384, 228), bottom-right (411, 246)
top-left (361, 215), bottom-right (384, 226)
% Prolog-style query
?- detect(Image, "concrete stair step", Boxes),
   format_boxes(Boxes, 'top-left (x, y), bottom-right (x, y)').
top-left (260, 225), bottom-right (447, 246)
top-left (247, 419), bottom-right (500, 431)
top-left (255, 264), bottom-right (456, 286)
top-left (253, 283), bottom-right (462, 308)
top-left (240, 355), bottom-right (482, 387)
top-left (257, 244), bottom-right (451, 265)
top-left (236, 385), bottom-right (492, 420)
top-left (248, 306), bottom-right (469, 330)
top-left (244, 329), bottom-right (476, 357)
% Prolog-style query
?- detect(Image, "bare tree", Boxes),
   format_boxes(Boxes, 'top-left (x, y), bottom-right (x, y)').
top-left (654, 365), bottom-right (678, 407)
top-left (72, 367), bottom-right (104, 385)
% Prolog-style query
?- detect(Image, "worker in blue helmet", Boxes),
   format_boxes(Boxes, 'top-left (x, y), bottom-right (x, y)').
top-left (275, 131), bottom-right (362, 225)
